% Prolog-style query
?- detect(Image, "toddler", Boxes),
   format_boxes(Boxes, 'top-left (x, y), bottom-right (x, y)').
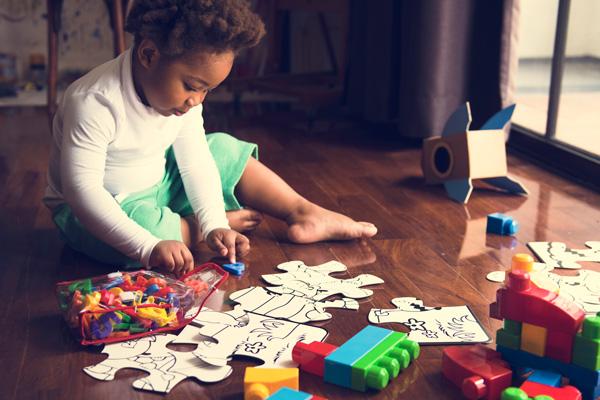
top-left (44, 0), bottom-right (377, 276)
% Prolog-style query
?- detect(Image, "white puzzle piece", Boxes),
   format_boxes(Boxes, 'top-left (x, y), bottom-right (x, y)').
top-left (172, 306), bottom-right (328, 368)
top-left (368, 297), bottom-right (490, 344)
top-left (486, 268), bottom-right (600, 315)
top-left (528, 241), bottom-right (600, 270)
top-left (83, 333), bottom-right (232, 393)
top-left (261, 260), bottom-right (384, 301)
top-left (229, 286), bottom-right (358, 323)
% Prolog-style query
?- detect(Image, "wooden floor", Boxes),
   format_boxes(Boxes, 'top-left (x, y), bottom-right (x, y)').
top-left (1, 107), bottom-right (599, 400)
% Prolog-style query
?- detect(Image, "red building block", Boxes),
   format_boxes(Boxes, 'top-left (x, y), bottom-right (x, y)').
top-left (545, 330), bottom-right (574, 364)
top-left (520, 380), bottom-right (582, 400)
top-left (489, 271), bottom-right (585, 334)
top-left (442, 345), bottom-right (513, 400)
top-left (293, 341), bottom-right (338, 377)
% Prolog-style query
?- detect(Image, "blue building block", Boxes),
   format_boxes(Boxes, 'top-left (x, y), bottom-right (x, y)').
top-left (497, 345), bottom-right (599, 399)
top-left (266, 387), bottom-right (312, 400)
top-left (324, 326), bottom-right (392, 389)
top-left (527, 369), bottom-right (562, 387)
top-left (222, 262), bottom-right (245, 276)
top-left (487, 213), bottom-right (519, 235)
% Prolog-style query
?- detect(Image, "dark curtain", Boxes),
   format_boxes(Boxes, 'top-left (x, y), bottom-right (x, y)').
top-left (346, 0), bottom-right (518, 138)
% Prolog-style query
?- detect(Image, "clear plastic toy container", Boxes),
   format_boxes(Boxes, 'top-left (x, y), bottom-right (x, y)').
top-left (56, 263), bottom-right (228, 345)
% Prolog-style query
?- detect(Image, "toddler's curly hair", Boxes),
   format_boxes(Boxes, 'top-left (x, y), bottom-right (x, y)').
top-left (125, 0), bottom-right (265, 56)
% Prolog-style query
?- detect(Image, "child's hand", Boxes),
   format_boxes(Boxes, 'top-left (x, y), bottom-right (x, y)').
top-left (206, 228), bottom-right (250, 263)
top-left (149, 240), bottom-right (194, 277)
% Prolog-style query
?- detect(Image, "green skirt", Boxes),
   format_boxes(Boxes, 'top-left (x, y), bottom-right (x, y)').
top-left (52, 132), bottom-right (258, 266)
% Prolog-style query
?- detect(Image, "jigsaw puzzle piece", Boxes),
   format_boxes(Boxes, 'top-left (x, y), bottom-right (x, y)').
top-left (176, 308), bottom-right (328, 369)
top-left (368, 297), bottom-right (490, 344)
top-left (262, 260), bottom-right (383, 301)
top-left (229, 286), bottom-right (359, 323)
top-left (83, 334), bottom-right (232, 393)
top-left (528, 241), bottom-right (600, 269)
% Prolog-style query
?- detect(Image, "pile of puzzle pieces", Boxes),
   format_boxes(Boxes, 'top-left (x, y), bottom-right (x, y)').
top-left (83, 260), bottom-right (423, 398)
top-left (79, 242), bottom-right (600, 399)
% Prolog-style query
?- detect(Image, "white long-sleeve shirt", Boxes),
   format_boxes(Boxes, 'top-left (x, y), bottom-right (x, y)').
top-left (44, 48), bottom-right (230, 266)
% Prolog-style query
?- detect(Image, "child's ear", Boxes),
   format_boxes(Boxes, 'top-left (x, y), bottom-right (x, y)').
top-left (137, 39), bottom-right (160, 69)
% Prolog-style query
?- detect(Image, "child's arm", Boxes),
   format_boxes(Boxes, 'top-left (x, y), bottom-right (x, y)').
top-left (60, 93), bottom-right (161, 266)
top-left (172, 106), bottom-right (248, 261)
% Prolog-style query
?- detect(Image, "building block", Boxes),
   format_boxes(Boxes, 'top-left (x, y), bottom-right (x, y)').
top-left (499, 387), bottom-right (530, 400)
top-left (244, 367), bottom-right (299, 400)
top-left (511, 254), bottom-right (535, 273)
top-left (490, 271), bottom-right (586, 334)
top-left (349, 331), bottom-right (419, 391)
top-left (266, 387), bottom-right (327, 400)
top-left (442, 345), bottom-right (513, 400)
top-left (526, 369), bottom-right (562, 387)
top-left (497, 345), bottom-right (599, 395)
top-left (496, 328), bottom-right (521, 350)
top-left (572, 314), bottom-right (600, 370)
top-left (222, 262), bottom-right (245, 276)
top-left (323, 326), bottom-right (392, 389)
top-left (521, 323), bottom-right (547, 357)
top-left (295, 326), bottom-right (419, 392)
top-left (292, 341), bottom-right (338, 377)
top-left (497, 319), bottom-right (522, 350)
top-left (487, 213), bottom-right (519, 236)
top-left (520, 380), bottom-right (582, 400)
top-left (545, 330), bottom-right (574, 364)
top-left (505, 319), bottom-right (523, 335)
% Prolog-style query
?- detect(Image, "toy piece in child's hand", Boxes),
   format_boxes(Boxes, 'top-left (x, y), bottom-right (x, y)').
top-left (222, 262), bottom-right (245, 276)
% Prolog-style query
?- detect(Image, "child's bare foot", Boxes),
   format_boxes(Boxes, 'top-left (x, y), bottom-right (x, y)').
top-left (286, 201), bottom-right (377, 243)
top-left (226, 208), bottom-right (263, 232)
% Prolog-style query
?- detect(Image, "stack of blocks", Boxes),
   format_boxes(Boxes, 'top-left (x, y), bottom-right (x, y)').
top-left (293, 325), bottom-right (420, 392)
top-left (490, 267), bottom-right (599, 400)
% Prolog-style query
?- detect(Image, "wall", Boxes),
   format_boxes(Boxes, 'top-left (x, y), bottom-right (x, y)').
top-left (518, 0), bottom-right (600, 59)
top-left (0, 0), bottom-right (130, 81)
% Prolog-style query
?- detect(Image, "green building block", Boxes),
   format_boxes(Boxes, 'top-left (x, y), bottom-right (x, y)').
top-left (572, 315), bottom-right (600, 370)
top-left (497, 328), bottom-right (521, 350)
top-left (349, 331), bottom-right (420, 391)
top-left (504, 319), bottom-right (522, 335)
top-left (501, 387), bottom-right (528, 400)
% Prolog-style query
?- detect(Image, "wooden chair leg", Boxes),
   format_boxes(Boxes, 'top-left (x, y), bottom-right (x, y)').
top-left (109, 0), bottom-right (127, 56)
top-left (47, 0), bottom-right (63, 123)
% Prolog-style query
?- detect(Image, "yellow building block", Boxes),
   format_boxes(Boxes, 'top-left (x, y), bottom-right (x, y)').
top-left (244, 367), bottom-right (299, 400)
top-left (521, 322), bottom-right (547, 357)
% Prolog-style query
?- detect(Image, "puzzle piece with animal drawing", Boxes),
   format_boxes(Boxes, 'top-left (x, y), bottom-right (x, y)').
top-left (171, 306), bottom-right (328, 368)
top-left (368, 297), bottom-right (490, 344)
top-left (83, 333), bottom-right (232, 393)
top-left (528, 241), bottom-right (600, 269)
top-left (229, 286), bottom-right (358, 323)
top-left (261, 260), bottom-right (384, 301)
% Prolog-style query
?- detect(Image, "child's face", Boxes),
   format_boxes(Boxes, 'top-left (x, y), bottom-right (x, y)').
top-left (135, 41), bottom-right (234, 117)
